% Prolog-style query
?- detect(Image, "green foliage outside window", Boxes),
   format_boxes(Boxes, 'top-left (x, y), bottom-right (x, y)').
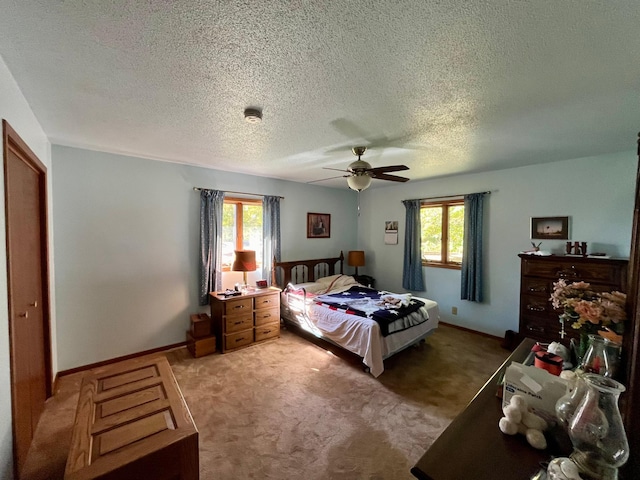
top-left (222, 201), bottom-right (263, 269)
top-left (420, 201), bottom-right (464, 267)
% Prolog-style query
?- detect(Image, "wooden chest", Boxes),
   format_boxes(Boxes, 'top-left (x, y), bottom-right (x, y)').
top-left (64, 356), bottom-right (199, 480)
top-left (518, 254), bottom-right (628, 345)
top-left (186, 331), bottom-right (216, 357)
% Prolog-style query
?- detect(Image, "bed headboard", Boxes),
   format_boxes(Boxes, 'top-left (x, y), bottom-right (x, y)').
top-left (272, 251), bottom-right (344, 288)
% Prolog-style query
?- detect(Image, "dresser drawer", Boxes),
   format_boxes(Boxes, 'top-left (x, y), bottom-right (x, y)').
top-left (521, 277), bottom-right (550, 296)
top-left (225, 313), bottom-right (253, 333)
top-left (255, 306), bottom-right (279, 326)
top-left (255, 293), bottom-right (279, 310)
top-left (224, 330), bottom-right (254, 351)
top-left (224, 297), bottom-right (253, 314)
top-left (254, 322), bottom-right (280, 342)
top-left (520, 294), bottom-right (552, 316)
top-left (522, 258), bottom-right (622, 284)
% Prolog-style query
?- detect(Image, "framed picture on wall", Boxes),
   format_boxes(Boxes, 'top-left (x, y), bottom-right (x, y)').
top-left (307, 213), bottom-right (330, 238)
top-left (530, 216), bottom-right (569, 240)
top-left (384, 220), bottom-right (398, 244)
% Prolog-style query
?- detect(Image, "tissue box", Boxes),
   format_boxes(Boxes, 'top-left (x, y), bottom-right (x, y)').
top-left (502, 362), bottom-right (568, 420)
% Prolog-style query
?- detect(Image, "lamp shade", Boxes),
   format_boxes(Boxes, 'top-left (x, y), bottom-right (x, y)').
top-left (232, 250), bottom-right (257, 272)
top-left (347, 174), bottom-right (372, 192)
top-left (348, 250), bottom-right (365, 267)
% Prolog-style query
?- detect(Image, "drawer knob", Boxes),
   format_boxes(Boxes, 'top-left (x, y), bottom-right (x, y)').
top-left (557, 266), bottom-right (578, 278)
top-left (234, 305), bottom-right (244, 309)
top-left (527, 325), bottom-right (545, 333)
top-left (234, 321), bottom-right (242, 325)
top-left (528, 286), bottom-right (546, 293)
top-left (235, 337), bottom-right (245, 343)
top-left (527, 305), bottom-right (545, 312)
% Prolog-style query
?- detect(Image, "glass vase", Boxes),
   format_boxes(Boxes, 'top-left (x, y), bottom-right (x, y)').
top-left (568, 374), bottom-right (629, 480)
top-left (555, 370), bottom-right (588, 429)
top-left (580, 334), bottom-right (622, 378)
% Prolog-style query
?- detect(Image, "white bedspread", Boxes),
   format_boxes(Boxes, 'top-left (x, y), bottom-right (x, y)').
top-left (282, 283), bottom-right (439, 377)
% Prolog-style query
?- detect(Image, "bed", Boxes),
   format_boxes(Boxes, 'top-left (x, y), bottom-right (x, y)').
top-left (272, 252), bottom-right (439, 377)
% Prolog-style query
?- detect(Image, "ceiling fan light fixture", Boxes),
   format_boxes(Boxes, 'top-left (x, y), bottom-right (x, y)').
top-left (347, 174), bottom-right (372, 192)
top-left (244, 108), bottom-right (262, 123)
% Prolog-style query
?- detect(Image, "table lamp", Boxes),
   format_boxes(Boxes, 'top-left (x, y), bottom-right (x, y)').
top-left (348, 250), bottom-right (365, 276)
top-left (232, 250), bottom-right (257, 289)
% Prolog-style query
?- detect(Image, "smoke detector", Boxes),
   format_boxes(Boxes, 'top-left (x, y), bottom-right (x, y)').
top-left (244, 108), bottom-right (262, 123)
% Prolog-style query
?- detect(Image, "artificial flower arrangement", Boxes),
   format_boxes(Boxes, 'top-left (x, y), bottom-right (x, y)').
top-left (550, 279), bottom-right (627, 336)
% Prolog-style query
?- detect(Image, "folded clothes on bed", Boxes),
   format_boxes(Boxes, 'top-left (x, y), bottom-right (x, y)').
top-left (314, 286), bottom-right (426, 336)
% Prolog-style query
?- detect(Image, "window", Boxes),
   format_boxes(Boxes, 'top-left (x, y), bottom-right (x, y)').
top-left (222, 197), bottom-right (262, 271)
top-left (420, 199), bottom-right (464, 269)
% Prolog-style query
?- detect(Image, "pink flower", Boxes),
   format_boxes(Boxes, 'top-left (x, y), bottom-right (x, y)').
top-left (574, 300), bottom-right (605, 324)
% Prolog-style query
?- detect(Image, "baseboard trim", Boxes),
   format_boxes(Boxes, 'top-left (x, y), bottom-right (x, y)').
top-left (439, 321), bottom-right (502, 341)
top-left (56, 341), bottom-right (187, 378)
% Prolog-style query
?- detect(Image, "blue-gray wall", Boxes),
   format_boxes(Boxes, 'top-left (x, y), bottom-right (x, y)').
top-left (52, 146), bottom-right (358, 370)
top-left (358, 152), bottom-right (637, 337)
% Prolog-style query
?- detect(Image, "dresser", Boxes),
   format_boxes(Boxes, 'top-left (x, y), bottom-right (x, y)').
top-left (65, 356), bottom-right (198, 480)
top-left (210, 287), bottom-right (281, 353)
top-left (411, 338), bottom-right (573, 480)
top-left (518, 254), bottom-right (628, 345)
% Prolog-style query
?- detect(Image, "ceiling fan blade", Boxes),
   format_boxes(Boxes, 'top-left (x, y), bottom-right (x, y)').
top-left (322, 167), bottom-right (351, 173)
top-left (367, 165), bottom-right (409, 174)
top-left (370, 172), bottom-right (410, 182)
top-left (307, 174), bottom-right (350, 184)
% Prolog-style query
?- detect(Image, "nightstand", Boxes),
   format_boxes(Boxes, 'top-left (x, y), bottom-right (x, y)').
top-left (209, 287), bottom-right (281, 353)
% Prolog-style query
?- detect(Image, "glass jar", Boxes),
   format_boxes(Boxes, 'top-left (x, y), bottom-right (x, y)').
top-left (580, 334), bottom-right (622, 378)
top-left (555, 370), bottom-right (588, 429)
top-left (568, 374), bottom-right (629, 480)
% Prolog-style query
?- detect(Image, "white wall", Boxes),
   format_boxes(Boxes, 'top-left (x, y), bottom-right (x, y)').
top-left (0, 55), bottom-right (52, 480)
top-left (358, 152), bottom-right (637, 338)
top-left (52, 146), bottom-right (358, 371)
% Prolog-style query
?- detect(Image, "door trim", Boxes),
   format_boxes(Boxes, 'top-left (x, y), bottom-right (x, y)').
top-left (2, 119), bottom-right (53, 476)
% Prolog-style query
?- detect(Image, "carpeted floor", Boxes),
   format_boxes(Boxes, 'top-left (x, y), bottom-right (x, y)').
top-left (22, 323), bottom-right (509, 480)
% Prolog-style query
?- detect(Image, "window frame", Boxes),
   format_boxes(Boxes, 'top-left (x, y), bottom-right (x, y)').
top-left (420, 199), bottom-right (464, 270)
top-left (222, 197), bottom-right (262, 272)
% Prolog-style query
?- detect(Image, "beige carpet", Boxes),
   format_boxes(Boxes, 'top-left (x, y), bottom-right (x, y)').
top-left (22, 324), bottom-right (509, 480)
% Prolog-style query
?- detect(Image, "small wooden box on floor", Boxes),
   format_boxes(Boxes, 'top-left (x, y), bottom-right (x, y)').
top-left (64, 356), bottom-right (199, 480)
top-left (210, 287), bottom-right (281, 353)
top-left (186, 331), bottom-right (216, 357)
top-left (190, 313), bottom-right (211, 338)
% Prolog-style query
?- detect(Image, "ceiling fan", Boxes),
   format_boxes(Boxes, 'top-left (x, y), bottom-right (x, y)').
top-left (311, 146), bottom-right (410, 191)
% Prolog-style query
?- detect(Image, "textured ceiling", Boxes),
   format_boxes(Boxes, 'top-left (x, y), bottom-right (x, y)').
top-left (0, 1), bottom-right (639, 189)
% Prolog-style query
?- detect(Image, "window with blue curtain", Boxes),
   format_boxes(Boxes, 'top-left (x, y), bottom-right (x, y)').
top-left (402, 199), bottom-right (425, 291)
top-left (262, 196), bottom-right (281, 286)
top-left (199, 189), bottom-right (225, 305)
top-left (461, 192), bottom-right (486, 302)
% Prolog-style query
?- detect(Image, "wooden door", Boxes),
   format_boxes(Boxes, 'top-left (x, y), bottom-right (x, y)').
top-left (3, 120), bottom-right (52, 478)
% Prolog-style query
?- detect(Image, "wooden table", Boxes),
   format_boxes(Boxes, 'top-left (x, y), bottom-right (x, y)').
top-left (65, 356), bottom-right (199, 479)
top-left (411, 338), bottom-right (572, 480)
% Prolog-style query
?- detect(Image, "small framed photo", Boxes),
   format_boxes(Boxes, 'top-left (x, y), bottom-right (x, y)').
top-left (531, 216), bottom-right (569, 240)
top-left (384, 220), bottom-right (398, 245)
top-left (307, 213), bottom-right (330, 238)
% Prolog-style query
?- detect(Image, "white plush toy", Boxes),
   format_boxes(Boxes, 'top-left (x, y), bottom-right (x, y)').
top-left (498, 394), bottom-right (548, 449)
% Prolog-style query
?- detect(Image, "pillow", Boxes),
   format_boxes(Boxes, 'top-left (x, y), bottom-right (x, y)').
top-left (317, 274), bottom-right (359, 292)
top-left (316, 274), bottom-right (344, 285)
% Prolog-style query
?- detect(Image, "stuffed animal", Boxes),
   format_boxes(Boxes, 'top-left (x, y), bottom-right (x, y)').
top-left (498, 394), bottom-right (548, 449)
